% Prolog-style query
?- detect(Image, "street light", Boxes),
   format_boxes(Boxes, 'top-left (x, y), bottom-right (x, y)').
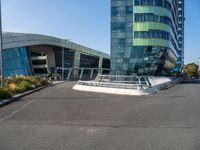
top-left (0, 0), bottom-right (4, 88)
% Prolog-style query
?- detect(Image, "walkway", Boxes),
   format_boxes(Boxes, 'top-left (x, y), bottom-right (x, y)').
top-left (0, 81), bottom-right (200, 150)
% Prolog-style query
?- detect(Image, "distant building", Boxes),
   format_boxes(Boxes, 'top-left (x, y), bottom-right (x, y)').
top-left (1, 32), bottom-right (110, 79)
top-left (111, 0), bottom-right (185, 76)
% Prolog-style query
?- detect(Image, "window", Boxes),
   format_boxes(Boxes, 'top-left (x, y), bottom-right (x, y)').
top-left (31, 51), bottom-right (46, 57)
top-left (126, 6), bottom-right (133, 14)
top-left (134, 30), bottom-right (171, 41)
top-left (135, 0), bottom-right (140, 5)
top-left (32, 60), bottom-right (47, 65)
top-left (111, 6), bottom-right (125, 17)
top-left (134, 0), bottom-right (172, 11)
top-left (34, 68), bottom-right (48, 74)
top-left (135, 14), bottom-right (143, 22)
top-left (135, 13), bottom-right (173, 28)
top-left (111, 22), bottom-right (126, 31)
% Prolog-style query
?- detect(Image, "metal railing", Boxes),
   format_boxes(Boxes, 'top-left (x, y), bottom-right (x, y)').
top-left (49, 67), bottom-right (110, 81)
top-left (77, 80), bottom-right (146, 90)
top-left (75, 75), bottom-right (178, 90)
top-left (49, 68), bottom-right (179, 91)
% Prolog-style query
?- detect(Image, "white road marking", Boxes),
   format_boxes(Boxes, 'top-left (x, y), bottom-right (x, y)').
top-left (0, 92), bottom-right (49, 123)
top-left (0, 82), bottom-right (73, 123)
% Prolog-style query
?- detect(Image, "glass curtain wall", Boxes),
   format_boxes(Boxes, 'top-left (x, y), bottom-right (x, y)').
top-left (2, 47), bottom-right (31, 78)
top-left (111, 0), bottom-right (184, 76)
top-left (173, 0), bottom-right (184, 74)
top-left (111, 0), bottom-right (133, 75)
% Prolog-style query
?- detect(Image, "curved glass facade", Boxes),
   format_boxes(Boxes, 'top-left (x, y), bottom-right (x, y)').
top-left (135, 0), bottom-right (172, 11)
top-left (111, 0), bottom-right (184, 76)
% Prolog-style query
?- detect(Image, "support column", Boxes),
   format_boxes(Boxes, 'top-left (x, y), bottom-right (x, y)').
top-left (90, 69), bottom-right (94, 79)
top-left (98, 57), bottom-right (103, 75)
top-left (67, 68), bottom-right (72, 80)
top-left (144, 77), bottom-right (150, 86)
top-left (73, 51), bottom-right (80, 79)
top-left (79, 68), bottom-right (84, 80)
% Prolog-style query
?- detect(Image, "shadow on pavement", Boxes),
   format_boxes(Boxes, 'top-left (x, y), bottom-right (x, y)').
top-left (180, 80), bottom-right (200, 84)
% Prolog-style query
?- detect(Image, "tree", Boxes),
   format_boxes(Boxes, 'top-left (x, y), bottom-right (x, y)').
top-left (183, 63), bottom-right (199, 79)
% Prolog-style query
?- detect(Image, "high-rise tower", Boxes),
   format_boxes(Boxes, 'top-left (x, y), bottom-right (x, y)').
top-left (111, 0), bottom-right (184, 76)
top-left (174, 0), bottom-right (184, 74)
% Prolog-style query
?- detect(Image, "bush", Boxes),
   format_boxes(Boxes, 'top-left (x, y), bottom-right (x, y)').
top-left (6, 82), bottom-right (17, 94)
top-left (6, 76), bottom-right (17, 85)
top-left (39, 78), bottom-right (50, 86)
top-left (27, 76), bottom-right (41, 87)
top-left (16, 80), bottom-right (31, 93)
top-left (15, 76), bottom-right (26, 82)
top-left (0, 88), bottom-right (12, 100)
top-left (3, 76), bottom-right (50, 96)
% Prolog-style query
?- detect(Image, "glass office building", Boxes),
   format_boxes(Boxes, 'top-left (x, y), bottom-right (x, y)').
top-left (2, 32), bottom-right (110, 79)
top-left (111, 0), bottom-right (184, 76)
top-left (173, 0), bottom-right (184, 74)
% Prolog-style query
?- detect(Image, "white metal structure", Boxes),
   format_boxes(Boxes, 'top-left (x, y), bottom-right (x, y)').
top-left (73, 75), bottom-right (180, 96)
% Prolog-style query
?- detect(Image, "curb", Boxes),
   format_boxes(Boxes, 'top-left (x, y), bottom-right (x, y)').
top-left (138, 79), bottom-right (181, 95)
top-left (52, 81), bottom-right (66, 85)
top-left (150, 79), bottom-right (182, 93)
top-left (0, 84), bottom-right (53, 108)
top-left (73, 79), bottom-right (182, 96)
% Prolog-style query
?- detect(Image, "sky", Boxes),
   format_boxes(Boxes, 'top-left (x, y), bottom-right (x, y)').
top-left (1, 0), bottom-right (200, 64)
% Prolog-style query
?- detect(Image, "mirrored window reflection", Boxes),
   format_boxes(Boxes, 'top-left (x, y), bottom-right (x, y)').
top-left (2, 47), bottom-right (31, 78)
top-left (134, 0), bottom-right (172, 11)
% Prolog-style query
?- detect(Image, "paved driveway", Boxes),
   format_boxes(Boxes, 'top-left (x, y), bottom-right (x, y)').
top-left (0, 81), bottom-right (200, 150)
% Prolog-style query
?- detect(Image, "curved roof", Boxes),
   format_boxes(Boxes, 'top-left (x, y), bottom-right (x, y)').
top-left (2, 32), bottom-right (109, 59)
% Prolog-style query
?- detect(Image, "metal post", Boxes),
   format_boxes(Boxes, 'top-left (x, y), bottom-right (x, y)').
top-left (90, 69), bottom-right (94, 79)
top-left (0, 0), bottom-right (3, 88)
top-left (79, 68), bottom-right (84, 80)
top-left (67, 68), bottom-right (72, 80)
top-left (62, 39), bottom-right (65, 81)
top-left (144, 77), bottom-right (149, 86)
top-left (138, 77), bottom-right (141, 85)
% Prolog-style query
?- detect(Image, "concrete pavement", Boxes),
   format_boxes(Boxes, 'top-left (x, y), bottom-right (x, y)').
top-left (0, 81), bottom-right (200, 150)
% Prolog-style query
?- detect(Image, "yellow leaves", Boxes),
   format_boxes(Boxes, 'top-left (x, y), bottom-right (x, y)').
top-left (8, 83), bottom-right (17, 91)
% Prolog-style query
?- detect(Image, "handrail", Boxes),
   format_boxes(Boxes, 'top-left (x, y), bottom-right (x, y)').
top-left (76, 75), bottom-right (179, 90)
top-left (77, 80), bottom-right (149, 90)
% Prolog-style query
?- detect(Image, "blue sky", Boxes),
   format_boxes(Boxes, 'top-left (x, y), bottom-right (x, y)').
top-left (2, 0), bottom-right (200, 63)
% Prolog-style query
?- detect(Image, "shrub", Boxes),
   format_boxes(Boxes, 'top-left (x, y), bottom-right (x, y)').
top-left (6, 76), bottom-right (17, 85)
top-left (16, 80), bottom-right (31, 93)
top-left (15, 76), bottom-right (27, 83)
top-left (4, 77), bottom-right (18, 94)
top-left (6, 83), bottom-right (17, 94)
top-left (2, 76), bottom-right (50, 96)
top-left (39, 78), bottom-right (50, 86)
top-left (28, 76), bottom-right (41, 87)
top-left (0, 88), bottom-right (12, 100)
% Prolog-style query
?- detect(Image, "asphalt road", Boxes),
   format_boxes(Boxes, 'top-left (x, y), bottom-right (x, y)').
top-left (0, 80), bottom-right (200, 150)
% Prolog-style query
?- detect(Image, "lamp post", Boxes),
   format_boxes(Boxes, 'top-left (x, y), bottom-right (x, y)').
top-left (0, 0), bottom-right (4, 88)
